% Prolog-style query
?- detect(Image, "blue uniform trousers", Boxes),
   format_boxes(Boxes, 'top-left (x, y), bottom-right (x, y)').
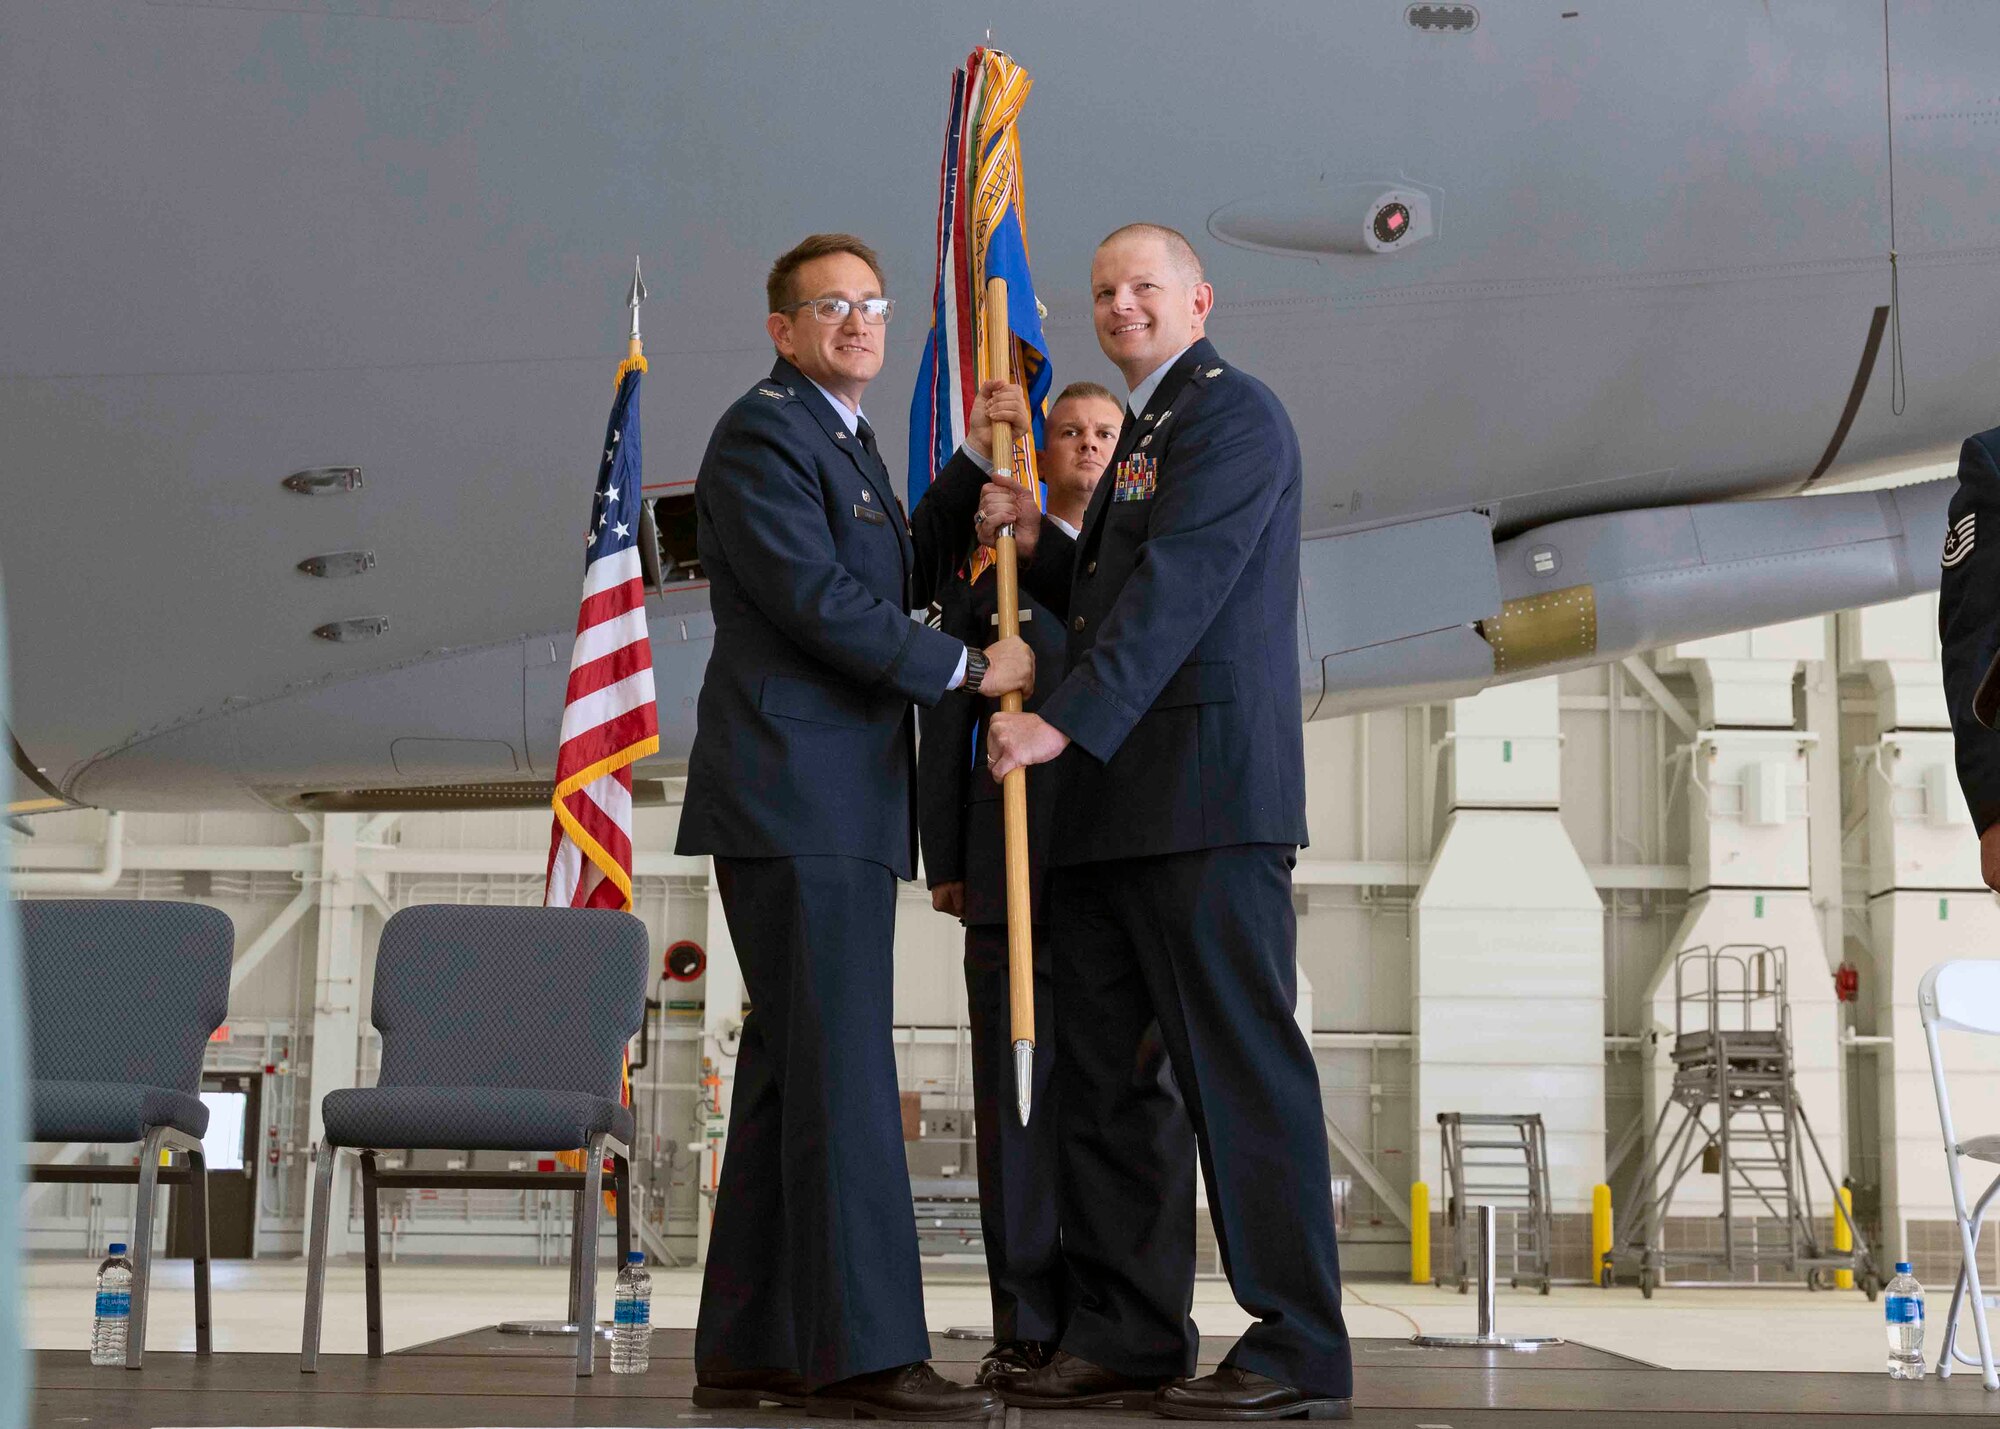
top-left (694, 854), bottom-right (931, 1389)
top-left (1049, 843), bottom-right (1352, 1398)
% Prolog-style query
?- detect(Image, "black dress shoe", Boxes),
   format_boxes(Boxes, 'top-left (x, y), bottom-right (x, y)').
top-left (996, 1348), bottom-right (1172, 1409)
top-left (1153, 1365), bottom-right (1352, 1420)
top-left (807, 1361), bottom-right (999, 1421)
top-left (691, 1366), bottom-right (811, 1408)
top-left (976, 1339), bottom-right (1055, 1386)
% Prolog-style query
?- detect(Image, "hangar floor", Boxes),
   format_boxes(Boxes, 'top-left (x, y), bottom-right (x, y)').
top-left (26, 1260), bottom-right (2000, 1426)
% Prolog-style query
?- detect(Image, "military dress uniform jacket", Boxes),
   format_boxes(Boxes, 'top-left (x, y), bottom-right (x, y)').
top-left (675, 359), bottom-right (987, 879)
top-left (1939, 425), bottom-right (2000, 833)
top-left (1022, 338), bottom-right (1309, 865)
top-left (916, 561), bottom-right (1071, 926)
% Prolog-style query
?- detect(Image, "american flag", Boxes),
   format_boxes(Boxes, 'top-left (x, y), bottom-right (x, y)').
top-left (544, 359), bottom-right (659, 911)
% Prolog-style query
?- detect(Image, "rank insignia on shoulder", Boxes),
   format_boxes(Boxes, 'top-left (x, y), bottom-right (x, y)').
top-left (1945, 512), bottom-right (1976, 568)
top-left (756, 386), bottom-right (786, 400)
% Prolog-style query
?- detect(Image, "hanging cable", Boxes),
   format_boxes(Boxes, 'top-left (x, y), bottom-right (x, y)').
top-left (1883, 0), bottom-right (1908, 415)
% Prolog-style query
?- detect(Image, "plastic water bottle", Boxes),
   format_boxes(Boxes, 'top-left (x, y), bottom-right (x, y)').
top-left (611, 1251), bottom-right (651, 1373)
top-left (91, 1243), bottom-right (133, 1366)
top-left (1886, 1261), bottom-right (1925, 1379)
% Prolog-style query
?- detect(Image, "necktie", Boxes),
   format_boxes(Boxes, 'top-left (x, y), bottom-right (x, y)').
top-left (856, 418), bottom-right (880, 462)
top-left (1109, 405), bottom-right (1143, 471)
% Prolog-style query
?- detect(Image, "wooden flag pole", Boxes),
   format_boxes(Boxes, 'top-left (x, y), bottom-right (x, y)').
top-left (984, 276), bottom-right (1037, 1127)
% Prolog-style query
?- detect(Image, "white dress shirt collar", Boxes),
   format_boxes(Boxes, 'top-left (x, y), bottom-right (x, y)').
top-left (808, 377), bottom-right (865, 436)
top-left (1125, 343), bottom-right (1194, 419)
top-left (1048, 513), bottom-right (1081, 539)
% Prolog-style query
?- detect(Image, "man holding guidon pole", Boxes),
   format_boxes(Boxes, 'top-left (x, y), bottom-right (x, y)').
top-left (977, 223), bottom-right (1355, 1419)
top-left (675, 229), bottom-right (1031, 1419)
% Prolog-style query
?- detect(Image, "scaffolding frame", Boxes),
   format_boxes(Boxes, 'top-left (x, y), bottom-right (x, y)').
top-left (1605, 943), bottom-right (1878, 1298)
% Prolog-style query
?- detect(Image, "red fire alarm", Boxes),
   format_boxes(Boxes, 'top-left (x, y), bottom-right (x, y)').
top-left (665, 939), bottom-right (707, 982)
top-left (1834, 962), bottom-right (1860, 1004)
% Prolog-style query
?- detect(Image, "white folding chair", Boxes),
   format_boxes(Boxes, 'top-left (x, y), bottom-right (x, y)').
top-left (1919, 960), bottom-right (2000, 1388)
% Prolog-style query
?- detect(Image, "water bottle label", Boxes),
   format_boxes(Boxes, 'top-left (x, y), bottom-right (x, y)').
top-left (1886, 1294), bottom-right (1923, 1324)
top-left (94, 1290), bottom-right (130, 1318)
top-left (614, 1298), bottom-right (650, 1326)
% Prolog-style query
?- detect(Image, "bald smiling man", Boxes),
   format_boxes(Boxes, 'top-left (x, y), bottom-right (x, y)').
top-left (976, 224), bottom-right (1354, 1421)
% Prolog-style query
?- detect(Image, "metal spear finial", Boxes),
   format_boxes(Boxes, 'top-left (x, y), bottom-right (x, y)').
top-left (627, 256), bottom-right (647, 344)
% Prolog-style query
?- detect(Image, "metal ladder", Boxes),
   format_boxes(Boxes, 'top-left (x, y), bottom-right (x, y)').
top-left (1436, 1112), bottom-right (1553, 1294)
top-left (1604, 943), bottom-right (1879, 1298)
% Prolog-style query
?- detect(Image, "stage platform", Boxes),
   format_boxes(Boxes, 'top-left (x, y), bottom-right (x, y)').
top-left (29, 1327), bottom-right (2000, 1427)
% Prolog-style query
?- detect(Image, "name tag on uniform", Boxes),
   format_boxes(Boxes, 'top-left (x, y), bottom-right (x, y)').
top-left (852, 502), bottom-right (888, 526)
top-left (1112, 452), bottom-right (1157, 503)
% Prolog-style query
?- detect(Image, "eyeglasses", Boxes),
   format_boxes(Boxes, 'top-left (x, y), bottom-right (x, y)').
top-left (783, 296), bottom-right (895, 325)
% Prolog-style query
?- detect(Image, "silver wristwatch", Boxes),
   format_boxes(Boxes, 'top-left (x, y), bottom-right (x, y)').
top-left (962, 646), bottom-right (990, 694)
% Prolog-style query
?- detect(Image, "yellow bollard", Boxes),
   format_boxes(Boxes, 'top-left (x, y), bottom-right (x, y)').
top-left (1592, 1183), bottom-right (1613, 1287)
top-left (1411, 1182), bottom-right (1431, 1285)
top-left (1834, 1187), bottom-right (1854, 1290)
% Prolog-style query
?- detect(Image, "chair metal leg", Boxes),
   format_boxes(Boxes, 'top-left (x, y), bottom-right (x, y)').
top-left (300, 1144), bottom-right (338, 1373)
top-left (1940, 1170), bottom-right (2000, 1377)
top-left (187, 1145), bottom-right (213, 1357)
top-left (574, 1134), bottom-right (608, 1377)
top-left (1945, 1255), bottom-right (1974, 1379)
top-left (360, 1150), bottom-right (384, 1358)
top-left (1941, 1217), bottom-right (1981, 1378)
top-left (614, 1152), bottom-right (632, 1267)
top-left (1928, 1021), bottom-right (2000, 1390)
top-left (1946, 1153), bottom-right (1998, 1389)
top-left (126, 1125), bottom-right (170, 1370)
top-left (566, 1165), bottom-right (587, 1325)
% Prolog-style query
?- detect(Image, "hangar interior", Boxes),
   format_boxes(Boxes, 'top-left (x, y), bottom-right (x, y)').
top-left (16, 585), bottom-right (1991, 1305)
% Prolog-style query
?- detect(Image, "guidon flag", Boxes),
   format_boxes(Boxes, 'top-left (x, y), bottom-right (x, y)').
top-left (907, 44), bottom-right (1053, 546)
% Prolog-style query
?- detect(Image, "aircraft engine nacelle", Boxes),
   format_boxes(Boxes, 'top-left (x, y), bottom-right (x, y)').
top-left (1300, 477), bottom-right (1955, 719)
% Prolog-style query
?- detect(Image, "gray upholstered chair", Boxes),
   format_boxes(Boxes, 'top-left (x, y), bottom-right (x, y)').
top-left (22, 899), bottom-right (232, 1368)
top-left (299, 903), bottom-right (649, 1376)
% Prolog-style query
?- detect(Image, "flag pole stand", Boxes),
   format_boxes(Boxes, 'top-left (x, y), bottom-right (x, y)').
top-left (498, 1320), bottom-right (615, 1340)
top-left (1410, 1205), bottom-right (1564, 1351)
top-left (984, 276), bottom-right (1038, 1127)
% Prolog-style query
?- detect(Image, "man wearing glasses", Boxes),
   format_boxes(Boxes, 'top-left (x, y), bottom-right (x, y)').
top-left (678, 233), bottom-right (1031, 1420)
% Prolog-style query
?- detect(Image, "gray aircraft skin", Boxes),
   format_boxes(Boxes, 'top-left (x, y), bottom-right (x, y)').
top-left (2, 2), bottom-right (1994, 813)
